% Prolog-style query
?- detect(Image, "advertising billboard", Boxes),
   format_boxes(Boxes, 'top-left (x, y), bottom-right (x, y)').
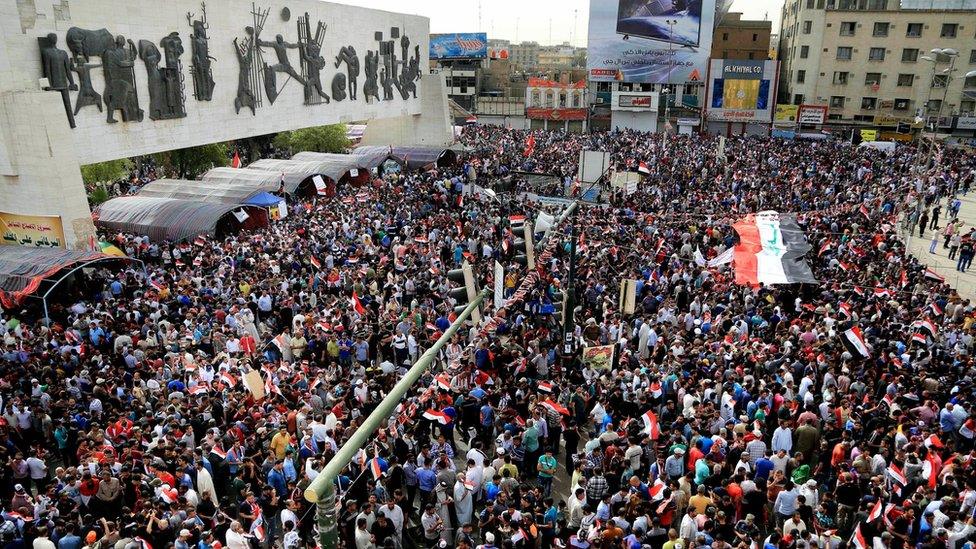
top-left (587, 0), bottom-right (716, 84)
top-left (798, 104), bottom-right (828, 125)
top-left (1, 212), bottom-right (66, 248)
top-left (430, 33), bottom-right (488, 60)
top-left (774, 105), bottom-right (799, 124)
top-left (706, 60), bottom-right (776, 122)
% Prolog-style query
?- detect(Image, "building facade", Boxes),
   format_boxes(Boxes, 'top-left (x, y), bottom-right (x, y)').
top-left (778, 0), bottom-right (976, 125)
top-left (711, 12), bottom-right (773, 60)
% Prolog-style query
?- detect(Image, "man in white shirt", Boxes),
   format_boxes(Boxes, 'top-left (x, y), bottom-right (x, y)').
top-left (225, 521), bottom-right (248, 549)
top-left (377, 500), bottom-right (404, 542)
top-left (679, 508), bottom-right (699, 543)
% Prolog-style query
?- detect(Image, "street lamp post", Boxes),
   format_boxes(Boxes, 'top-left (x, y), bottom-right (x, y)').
top-left (664, 18), bottom-right (677, 141)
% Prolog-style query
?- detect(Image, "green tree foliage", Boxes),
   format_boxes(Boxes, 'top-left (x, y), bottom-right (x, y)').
top-left (272, 124), bottom-right (350, 154)
top-left (88, 186), bottom-right (110, 207)
top-left (153, 142), bottom-right (229, 179)
top-left (80, 159), bottom-right (133, 185)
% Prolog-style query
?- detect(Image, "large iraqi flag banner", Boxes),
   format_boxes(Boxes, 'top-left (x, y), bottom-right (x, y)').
top-left (732, 211), bottom-right (818, 286)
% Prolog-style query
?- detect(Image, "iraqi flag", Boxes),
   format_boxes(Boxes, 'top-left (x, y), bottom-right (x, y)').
top-left (842, 326), bottom-right (871, 359)
top-left (351, 291), bottom-right (366, 315)
top-left (219, 371), bottom-right (238, 388)
top-left (887, 462), bottom-right (908, 486)
top-left (434, 374), bottom-right (452, 391)
top-left (231, 151), bottom-right (242, 168)
top-left (929, 302), bottom-right (943, 316)
top-left (837, 260), bottom-right (853, 272)
top-left (423, 409), bottom-right (452, 425)
top-left (541, 399), bottom-right (570, 416)
top-left (732, 212), bottom-right (818, 286)
top-left (924, 268), bottom-right (945, 283)
top-left (867, 499), bottom-right (884, 522)
top-left (638, 161), bottom-right (651, 175)
top-left (310, 255), bottom-right (322, 270)
top-left (850, 523), bottom-right (868, 549)
top-left (149, 279), bottom-right (166, 292)
top-left (916, 319), bottom-right (938, 338)
top-left (523, 135), bottom-right (536, 157)
top-left (648, 478), bottom-right (666, 500)
top-left (210, 444), bottom-right (227, 460)
top-left (838, 302), bottom-right (852, 319)
top-left (911, 332), bottom-right (928, 345)
top-left (859, 204), bottom-right (870, 220)
top-left (641, 410), bottom-right (661, 439)
top-left (818, 240), bottom-right (832, 257)
top-left (538, 381), bottom-right (554, 394)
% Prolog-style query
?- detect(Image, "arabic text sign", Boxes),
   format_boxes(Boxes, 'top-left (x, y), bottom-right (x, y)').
top-left (429, 33), bottom-right (488, 60)
top-left (0, 212), bottom-right (66, 248)
top-left (798, 105), bottom-right (828, 125)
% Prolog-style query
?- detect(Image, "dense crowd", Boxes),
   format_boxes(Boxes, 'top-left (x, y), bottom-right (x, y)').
top-left (2, 126), bottom-right (976, 549)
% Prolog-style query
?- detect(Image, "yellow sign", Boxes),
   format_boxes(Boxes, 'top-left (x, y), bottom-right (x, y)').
top-left (873, 115), bottom-right (900, 127)
top-left (0, 211), bottom-right (66, 248)
top-left (774, 104), bottom-right (799, 123)
top-left (860, 129), bottom-right (878, 142)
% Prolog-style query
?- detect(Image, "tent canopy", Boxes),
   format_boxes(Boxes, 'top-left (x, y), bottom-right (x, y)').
top-left (283, 153), bottom-right (369, 181)
top-left (94, 196), bottom-right (255, 243)
top-left (136, 177), bottom-right (282, 204)
top-left (352, 146), bottom-right (407, 170)
top-left (0, 247), bottom-right (112, 308)
top-left (247, 157), bottom-right (356, 185)
top-left (395, 147), bottom-right (456, 170)
top-left (200, 167), bottom-right (306, 194)
top-left (246, 192), bottom-right (283, 207)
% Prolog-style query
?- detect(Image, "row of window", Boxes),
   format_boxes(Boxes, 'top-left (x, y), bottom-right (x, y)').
top-left (827, 21), bottom-right (960, 39)
top-left (794, 70), bottom-right (961, 88)
top-left (825, 47), bottom-right (976, 64)
top-left (822, 96), bottom-right (939, 112)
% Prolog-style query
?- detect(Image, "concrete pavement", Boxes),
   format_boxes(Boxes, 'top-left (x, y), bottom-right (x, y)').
top-left (902, 191), bottom-right (976, 301)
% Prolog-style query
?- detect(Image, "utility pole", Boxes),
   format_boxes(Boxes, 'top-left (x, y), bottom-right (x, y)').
top-left (304, 290), bottom-right (489, 549)
top-left (664, 19), bottom-right (677, 145)
top-left (562, 221), bottom-right (577, 354)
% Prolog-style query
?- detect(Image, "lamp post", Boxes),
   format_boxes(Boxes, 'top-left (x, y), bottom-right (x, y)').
top-left (664, 18), bottom-right (677, 139)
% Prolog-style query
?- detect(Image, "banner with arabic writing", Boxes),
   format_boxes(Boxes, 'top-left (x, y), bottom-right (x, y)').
top-left (0, 212), bottom-right (66, 248)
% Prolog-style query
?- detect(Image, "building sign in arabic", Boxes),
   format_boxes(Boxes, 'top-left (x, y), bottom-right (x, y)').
top-left (525, 108), bottom-right (588, 121)
top-left (1, 212), bottom-right (66, 248)
top-left (798, 104), bottom-right (828, 125)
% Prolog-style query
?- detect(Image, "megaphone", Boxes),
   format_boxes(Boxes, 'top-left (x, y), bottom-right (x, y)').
top-left (534, 212), bottom-right (555, 235)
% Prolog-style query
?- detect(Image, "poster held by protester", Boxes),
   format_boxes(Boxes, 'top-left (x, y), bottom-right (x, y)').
top-left (582, 344), bottom-right (615, 370)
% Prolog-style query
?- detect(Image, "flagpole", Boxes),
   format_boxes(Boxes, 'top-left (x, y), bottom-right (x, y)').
top-left (304, 289), bottom-right (489, 549)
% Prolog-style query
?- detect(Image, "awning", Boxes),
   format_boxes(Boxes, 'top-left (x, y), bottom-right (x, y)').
top-left (94, 196), bottom-right (254, 243)
top-left (0, 247), bottom-right (111, 308)
top-left (390, 146), bottom-right (458, 170)
top-left (246, 192), bottom-right (283, 207)
top-left (351, 146), bottom-right (405, 170)
top-left (284, 154), bottom-right (371, 184)
top-left (247, 157), bottom-right (358, 185)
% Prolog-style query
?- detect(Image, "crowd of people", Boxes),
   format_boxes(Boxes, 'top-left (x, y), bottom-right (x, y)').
top-left (2, 125), bottom-right (976, 549)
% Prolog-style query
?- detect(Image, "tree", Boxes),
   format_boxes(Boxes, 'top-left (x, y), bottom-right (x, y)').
top-left (153, 142), bottom-right (229, 179)
top-left (272, 124), bottom-right (350, 154)
top-left (80, 159), bottom-right (133, 185)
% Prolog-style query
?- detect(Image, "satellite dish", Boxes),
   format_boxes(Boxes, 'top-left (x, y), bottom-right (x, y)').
top-left (281, 7), bottom-right (291, 21)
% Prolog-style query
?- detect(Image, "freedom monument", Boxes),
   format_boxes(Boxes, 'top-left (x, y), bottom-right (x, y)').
top-left (0, 0), bottom-right (450, 248)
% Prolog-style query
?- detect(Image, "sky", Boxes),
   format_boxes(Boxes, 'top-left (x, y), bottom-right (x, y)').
top-left (336, 0), bottom-right (786, 47)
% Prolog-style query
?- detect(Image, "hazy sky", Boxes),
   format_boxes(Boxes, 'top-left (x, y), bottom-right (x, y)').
top-left (336, 0), bottom-right (786, 47)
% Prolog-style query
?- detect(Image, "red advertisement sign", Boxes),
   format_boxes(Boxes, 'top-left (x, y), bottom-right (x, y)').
top-left (525, 108), bottom-right (588, 121)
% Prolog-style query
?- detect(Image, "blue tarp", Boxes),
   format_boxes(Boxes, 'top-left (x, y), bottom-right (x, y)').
top-left (245, 192), bottom-right (282, 207)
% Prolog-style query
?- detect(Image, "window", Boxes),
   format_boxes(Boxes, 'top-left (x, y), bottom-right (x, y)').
top-left (803, 21), bottom-right (812, 34)
top-left (906, 23), bottom-right (923, 37)
top-left (933, 74), bottom-right (948, 88)
top-left (793, 93), bottom-right (805, 104)
top-left (962, 100), bottom-right (975, 114)
top-left (833, 71), bottom-right (850, 85)
top-left (861, 97), bottom-right (878, 110)
top-left (967, 74), bottom-right (976, 88)
top-left (797, 70), bottom-right (806, 83)
top-left (840, 22), bottom-right (857, 36)
top-left (723, 32), bottom-right (729, 40)
top-left (800, 45), bottom-right (810, 59)
top-left (941, 23), bottom-right (958, 38)
top-left (752, 33), bottom-right (758, 41)
top-left (748, 52), bottom-right (755, 59)
top-left (806, 0), bottom-right (814, 7)
top-left (865, 72), bottom-right (882, 85)
top-left (928, 99), bottom-right (942, 112)
top-left (902, 48), bottom-right (919, 62)
top-left (897, 73), bottom-right (915, 86)
top-left (873, 22), bottom-right (889, 37)
top-left (869, 47), bottom-right (886, 61)
top-left (836, 47), bottom-right (853, 60)
top-left (830, 96), bottom-right (846, 108)
top-left (894, 98), bottom-right (910, 110)
top-left (971, 50), bottom-right (976, 64)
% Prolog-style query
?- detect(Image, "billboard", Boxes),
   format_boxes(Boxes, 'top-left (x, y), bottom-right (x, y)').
top-left (706, 60), bottom-right (776, 122)
top-left (430, 33), bottom-right (488, 60)
top-left (587, 0), bottom-right (716, 83)
top-left (798, 104), bottom-right (828, 125)
top-left (774, 105), bottom-right (799, 124)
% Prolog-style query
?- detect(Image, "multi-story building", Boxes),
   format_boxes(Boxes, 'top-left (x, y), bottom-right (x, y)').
top-left (538, 45), bottom-right (578, 69)
top-left (510, 41), bottom-right (541, 71)
top-left (711, 12), bottom-right (773, 60)
top-left (778, 0), bottom-right (976, 126)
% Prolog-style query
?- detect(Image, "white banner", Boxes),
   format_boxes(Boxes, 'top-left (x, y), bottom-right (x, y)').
top-left (313, 174), bottom-right (327, 195)
top-left (494, 261), bottom-right (504, 309)
top-left (707, 247), bottom-right (735, 267)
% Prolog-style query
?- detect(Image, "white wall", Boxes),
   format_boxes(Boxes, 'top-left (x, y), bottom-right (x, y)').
top-left (0, 0), bottom-right (428, 165)
top-left (611, 111), bottom-right (658, 133)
